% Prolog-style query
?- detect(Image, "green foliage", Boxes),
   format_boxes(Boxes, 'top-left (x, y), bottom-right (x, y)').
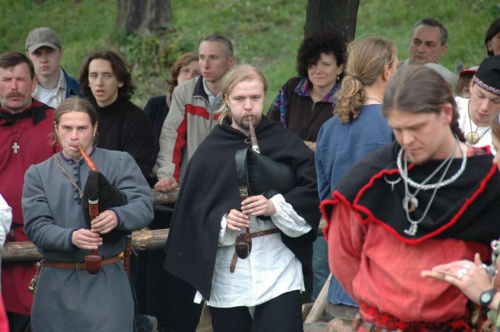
top-left (1, 0), bottom-right (499, 109)
top-left (357, 0), bottom-right (500, 71)
top-left (0, 0), bottom-right (116, 77)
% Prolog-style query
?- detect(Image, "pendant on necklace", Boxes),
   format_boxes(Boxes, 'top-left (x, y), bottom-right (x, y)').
top-left (402, 195), bottom-right (418, 213)
top-left (466, 132), bottom-right (480, 145)
top-left (404, 223), bottom-right (418, 236)
top-left (12, 142), bottom-right (20, 154)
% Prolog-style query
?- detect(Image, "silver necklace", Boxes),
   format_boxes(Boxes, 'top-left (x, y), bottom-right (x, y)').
top-left (399, 139), bottom-right (467, 236)
top-left (396, 143), bottom-right (467, 190)
top-left (363, 97), bottom-right (382, 104)
top-left (401, 140), bottom-right (458, 214)
top-left (384, 175), bottom-right (401, 191)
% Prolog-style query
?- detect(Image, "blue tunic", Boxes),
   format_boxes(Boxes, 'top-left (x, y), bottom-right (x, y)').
top-left (22, 148), bottom-right (154, 332)
top-left (315, 104), bottom-right (393, 305)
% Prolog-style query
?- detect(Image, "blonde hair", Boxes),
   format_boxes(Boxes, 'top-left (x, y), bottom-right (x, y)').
top-left (217, 64), bottom-right (268, 124)
top-left (334, 35), bottom-right (396, 123)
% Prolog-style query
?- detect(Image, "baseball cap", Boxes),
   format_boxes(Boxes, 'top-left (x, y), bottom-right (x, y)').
top-left (25, 27), bottom-right (62, 54)
top-left (459, 66), bottom-right (478, 78)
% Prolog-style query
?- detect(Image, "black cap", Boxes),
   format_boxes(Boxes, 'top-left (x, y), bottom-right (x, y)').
top-left (473, 55), bottom-right (500, 96)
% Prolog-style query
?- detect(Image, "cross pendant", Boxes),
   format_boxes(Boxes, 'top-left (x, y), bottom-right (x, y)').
top-left (12, 142), bottom-right (20, 154)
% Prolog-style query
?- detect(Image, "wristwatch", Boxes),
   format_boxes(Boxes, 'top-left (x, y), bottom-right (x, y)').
top-left (479, 289), bottom-right (498, 307)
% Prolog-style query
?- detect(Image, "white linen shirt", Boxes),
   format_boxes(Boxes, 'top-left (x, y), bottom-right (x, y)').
top-left (195, 194), bottom-right (312, 308)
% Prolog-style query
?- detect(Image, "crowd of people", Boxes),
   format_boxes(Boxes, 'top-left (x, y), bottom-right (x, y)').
top-left (0, 15), bottom-right (499, 332)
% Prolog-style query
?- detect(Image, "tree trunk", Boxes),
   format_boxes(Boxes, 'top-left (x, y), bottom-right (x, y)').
top-left (116, 0), bottom-right (173, 35)
top-left (304, 0), bottom-right (360, 42)
top-left (3, 229), bottom-right (170, 262)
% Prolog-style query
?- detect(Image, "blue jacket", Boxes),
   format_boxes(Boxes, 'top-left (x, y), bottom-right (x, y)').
top-left (61, 67), bottom-right (82, 98)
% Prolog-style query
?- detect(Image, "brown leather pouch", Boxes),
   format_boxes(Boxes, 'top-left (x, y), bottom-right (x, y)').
top-left (235, 233), bottom-right (252, 259)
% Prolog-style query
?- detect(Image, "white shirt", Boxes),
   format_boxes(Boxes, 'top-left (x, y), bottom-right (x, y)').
top-left (0, 193), bottom-right (12, 246)
top-left (32, 68), bottom-right (67, 108)
top-left (202, 78), bottom-right (221, 108)
top-left (194, 194), bottom-right (312, 308)
top-left (456, 96), bottom-right (493, 149)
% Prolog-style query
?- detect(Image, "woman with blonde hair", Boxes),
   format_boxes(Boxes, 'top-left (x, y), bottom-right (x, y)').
top-left (315, 35), bottom-right (398, 309)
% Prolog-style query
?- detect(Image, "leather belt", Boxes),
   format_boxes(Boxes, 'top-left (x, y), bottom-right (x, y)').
top-left (44, 256), bottom-right (121, 270)
top-left (230, 228), bottom-right (280, 273)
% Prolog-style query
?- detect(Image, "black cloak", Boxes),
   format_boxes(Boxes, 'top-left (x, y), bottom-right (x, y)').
top-left (323, 141), bottom-right (500, 245)
top-left (164, 116), bottom-right (321, 300)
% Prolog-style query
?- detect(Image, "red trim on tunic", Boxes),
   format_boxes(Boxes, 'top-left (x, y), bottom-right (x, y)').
top-left (350, 160), bottom-right (498, 244)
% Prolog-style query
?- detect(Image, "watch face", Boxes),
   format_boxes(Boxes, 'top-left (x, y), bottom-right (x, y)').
top-left (481, 292), bottom-right (493, 303)
top-left (480, 289), bottom-right (497, 306)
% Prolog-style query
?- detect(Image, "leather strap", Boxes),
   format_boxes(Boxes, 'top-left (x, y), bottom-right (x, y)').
top-left (44, 255), bottom-right (120, 270)
top-left (230, 228), bottom-right (280, 273)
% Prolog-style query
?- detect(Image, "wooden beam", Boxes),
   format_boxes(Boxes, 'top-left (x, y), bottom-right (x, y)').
top-left (151, 188), bottom-right (179, 205)
top-left (3, 228), bottom-right (169, 262)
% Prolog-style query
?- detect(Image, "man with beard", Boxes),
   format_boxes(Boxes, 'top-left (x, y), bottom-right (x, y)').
top-left (164, 65), bottom-right (320, 331)
top-left (0, 52), bottom-right (58, 331)
top-left (456, 55), bottom-right (500, 148)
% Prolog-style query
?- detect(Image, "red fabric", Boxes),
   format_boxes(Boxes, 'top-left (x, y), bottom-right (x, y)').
top-left (0, 296), bottom-right (9, 331)
top-left (172, 104), bottom-right (221, 180)
top-left (359, 303), bottom-right (472, 331)
top-left (0, 100), bottom-right (58, 315)
top-left (186, 104), bottom-right (220, 120)
top-left (326, 198), bottom-right (489, 323)
top-left (172, 110), bottom-right (188, 181)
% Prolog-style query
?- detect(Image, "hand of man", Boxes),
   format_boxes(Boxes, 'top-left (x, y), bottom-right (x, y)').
top-left (241, 195), bottom-right (276, 217)
top-left (91, 210), bottom-right (118, 235)
top-left (72, 228), bottom-right (103, 250)
top-left (154, 177), bottom-right (179, 192)
top-left (303, 140), bottom-right (316, 151)
top-left (226, 209), bottom-right (250, 231)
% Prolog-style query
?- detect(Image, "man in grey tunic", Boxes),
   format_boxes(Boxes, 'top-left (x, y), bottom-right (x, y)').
top-left (22, 96), bottom-right (153, 332)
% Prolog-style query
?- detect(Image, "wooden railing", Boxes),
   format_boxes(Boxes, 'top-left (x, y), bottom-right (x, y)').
top-left (3, 188), bottom-right (179, 262)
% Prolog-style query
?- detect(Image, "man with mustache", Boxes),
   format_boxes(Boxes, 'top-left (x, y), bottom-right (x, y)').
top-left (165, 65), bottom-right (320, 331)
top-left (0, 52), bottom-right (58, 331)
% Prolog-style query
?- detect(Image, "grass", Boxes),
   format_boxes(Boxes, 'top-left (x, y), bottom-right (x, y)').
top-left (0, 0), bottom-right (499, 109)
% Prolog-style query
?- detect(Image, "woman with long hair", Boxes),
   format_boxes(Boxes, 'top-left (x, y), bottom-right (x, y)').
top-left (315, 35), bottom-right (398, 309)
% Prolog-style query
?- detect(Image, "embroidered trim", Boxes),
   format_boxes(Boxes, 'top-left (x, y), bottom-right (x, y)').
top-left (473, 75), bottom-right (500, 96)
